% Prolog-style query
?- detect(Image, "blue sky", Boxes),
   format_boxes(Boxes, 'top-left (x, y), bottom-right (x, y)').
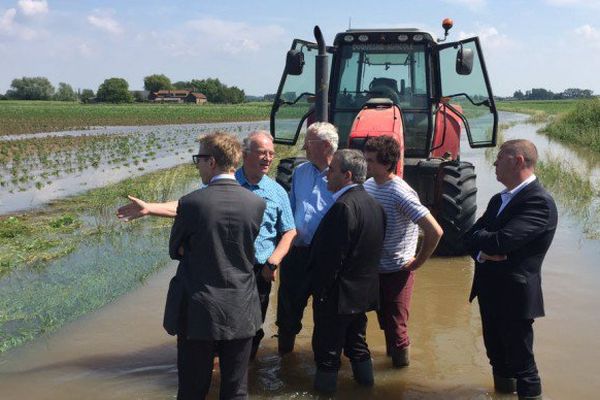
top-left (1, 0), bottom-right (599, 97)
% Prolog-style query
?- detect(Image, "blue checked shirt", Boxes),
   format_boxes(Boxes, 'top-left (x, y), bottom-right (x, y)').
top-left (289, 162), bottom-right (334, 247)
top-left (235, 168), bottom-right (296, 264)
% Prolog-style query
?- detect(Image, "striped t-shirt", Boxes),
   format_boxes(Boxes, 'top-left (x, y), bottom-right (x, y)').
top-left (364, 176), bottom-right (429, 273)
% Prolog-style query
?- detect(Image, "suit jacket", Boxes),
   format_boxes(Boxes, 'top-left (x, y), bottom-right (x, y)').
top-left (164, 179), bottom-right (266, 340)
top-left (309, 185), bottom-right (386, 315)
top-left (465, 179), bottom-right (557, 319)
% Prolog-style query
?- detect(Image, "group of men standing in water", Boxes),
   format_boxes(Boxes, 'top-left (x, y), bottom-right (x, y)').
top-left (118, 123), bottom-right (556, 400)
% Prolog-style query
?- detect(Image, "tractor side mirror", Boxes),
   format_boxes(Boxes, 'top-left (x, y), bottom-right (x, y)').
top-left (456, 47), bottom-right (473, 75)
top-left (286, 50), bottom-right (305, 75)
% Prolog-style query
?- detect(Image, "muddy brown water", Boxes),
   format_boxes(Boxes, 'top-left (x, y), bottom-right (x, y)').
top-left (0, 113), bottom-right (599, 399)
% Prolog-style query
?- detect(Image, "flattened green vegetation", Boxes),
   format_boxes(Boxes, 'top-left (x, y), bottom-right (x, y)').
top-left (0, 163), bottom-right (198, 276)
top-left (0, 101), bottom-right (272, 136)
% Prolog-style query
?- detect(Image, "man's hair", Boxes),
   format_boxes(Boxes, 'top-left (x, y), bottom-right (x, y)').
top-left (242, 130), bottom-right (273, 154)
top-left (500, 139), bottom-right (538, 168)
top-left (307, 122), bottom-right (339, 154)
top-left (364, 135), bottom-right (401, 172)
top-left (198, 131), bottom-right (241, 170)
top-left (334, 149), bottom-right (367, 184)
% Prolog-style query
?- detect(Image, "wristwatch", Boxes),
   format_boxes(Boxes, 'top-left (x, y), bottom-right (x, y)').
top-left (265, 261), bottom-right (278, 272)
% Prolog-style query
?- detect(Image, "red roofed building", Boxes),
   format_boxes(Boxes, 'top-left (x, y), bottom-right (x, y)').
top-left (148, 90), bottom-right (207, 104)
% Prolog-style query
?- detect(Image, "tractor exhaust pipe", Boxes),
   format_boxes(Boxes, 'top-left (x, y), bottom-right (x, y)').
top-left (314, 26), bottom-right (329, 123)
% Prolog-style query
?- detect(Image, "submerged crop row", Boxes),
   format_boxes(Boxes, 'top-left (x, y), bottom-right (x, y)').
top-left (0, 122), bottom-right (266, 194)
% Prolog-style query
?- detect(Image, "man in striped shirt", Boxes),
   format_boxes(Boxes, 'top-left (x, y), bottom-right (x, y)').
top-left (363, 136), bottom-right (443, 368)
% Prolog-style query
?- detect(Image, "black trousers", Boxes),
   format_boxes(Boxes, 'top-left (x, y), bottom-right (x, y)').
top-left (479, 302), bottom-right (541, 397)
top-left (312, 301), bottom-right (371, 372)
top-left (276, 246), bottom-right (312, 335)
top-left (176, 335), bottom-right (253, 400)
top-left (252, 263), bottom-right (272, 351)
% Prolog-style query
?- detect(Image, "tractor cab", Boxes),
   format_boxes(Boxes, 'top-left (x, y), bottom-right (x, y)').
top-left (270, 21), bottom-right (498, 256)
top-left (271, 26), bottom-right (497, 157)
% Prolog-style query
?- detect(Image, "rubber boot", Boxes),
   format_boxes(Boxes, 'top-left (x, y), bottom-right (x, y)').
top-left (313, 369), bottom-right (338, 394)
top-left (391, 346), bottom-right (410, 368)
top-left (351, 359), bottom-right (374, 386)
top-left (518, 395), bottom-right (543, 400)
top-left (277, 332), bottom-right (295, 355)
top-left (493, 374), bottom-right (517, 394)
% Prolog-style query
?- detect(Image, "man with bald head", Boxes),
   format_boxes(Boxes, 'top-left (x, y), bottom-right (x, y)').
top-left (117, 130), bottom-right (297, 359)
top-left (465, 139), bottom-right (558, 400)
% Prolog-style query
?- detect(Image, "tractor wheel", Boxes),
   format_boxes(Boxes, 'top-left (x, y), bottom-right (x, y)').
top-left (434, 161), bottom-right (477, 256)
top-left (275, 156), bottom-right (308, 192)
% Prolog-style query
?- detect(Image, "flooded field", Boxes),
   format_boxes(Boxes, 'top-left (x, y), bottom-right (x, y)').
top-left (0, 121), bottom-right (268, 214)
top-left (0, 112), bottom-right (599, 399)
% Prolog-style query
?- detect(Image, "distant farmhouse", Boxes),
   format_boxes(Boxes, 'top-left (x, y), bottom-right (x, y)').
top-left (148, 90), bottom-right (208, 104)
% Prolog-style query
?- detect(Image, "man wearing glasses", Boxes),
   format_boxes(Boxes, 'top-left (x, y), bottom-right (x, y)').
top-left (118, 130), bottom-right (296, 360)
top-left (165, 131), bottom-right (265, 399)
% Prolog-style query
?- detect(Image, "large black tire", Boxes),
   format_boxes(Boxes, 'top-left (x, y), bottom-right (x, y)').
top-left (434, 161), bottom-right (477, 256)
top-left (275, 156), bottom-right (308, 192)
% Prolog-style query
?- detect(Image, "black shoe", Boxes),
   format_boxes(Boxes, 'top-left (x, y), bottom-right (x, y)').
top-left (494, 374), bottom-right (517, 394)
top-left (277, 332), bottom-right (296, 355)
top-left (391, 347), bottom-right (409, 368)
top-left (351, 359), bottom-right (374, 386)
top-left (314, 368), bottom-right (338, 393)
top-left (518, 395), bottom-right (543, 400)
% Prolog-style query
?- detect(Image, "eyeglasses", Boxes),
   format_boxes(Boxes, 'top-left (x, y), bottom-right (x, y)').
top-left (252, 149), bottom-right (275, 158)
top-left (192, 154), bottom-right (212, 164)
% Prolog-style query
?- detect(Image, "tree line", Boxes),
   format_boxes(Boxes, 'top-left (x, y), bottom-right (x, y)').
top-left (1, 74), bottom-right (246, 104)
top-left (512, 87), bottom-right (594, 100)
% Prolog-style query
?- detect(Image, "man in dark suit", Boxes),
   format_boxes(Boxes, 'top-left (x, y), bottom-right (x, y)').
top-left (465, 139), bottom-right (557, 400)
top-left (308, 149), bottom-right (386, 393)
top-left (165, 132), bottom-right (266, 400)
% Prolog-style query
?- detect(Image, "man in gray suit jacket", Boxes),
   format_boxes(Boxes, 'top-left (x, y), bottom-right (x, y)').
top-left (165, 132), bottom-right (266, 400)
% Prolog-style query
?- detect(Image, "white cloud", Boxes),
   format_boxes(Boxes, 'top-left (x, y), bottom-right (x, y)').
top-left (87, 10), bottom-right (123, 35)
top-left (442, 0), bottom-right (486, 11)
top-left (0, 7), bottom-right (37, 39)
top-left (150, 18), bottom-right (287, 57)
top-left (0, 8), bottom-right (17, 32)
top-left (458, 26), bottom-right (514, 50)
top-left (574, 24), bottom-right (600, 47)
top-left (184, 18), bottom-right (286, 55)
top-left (17, 0), bottom-right (48, 16)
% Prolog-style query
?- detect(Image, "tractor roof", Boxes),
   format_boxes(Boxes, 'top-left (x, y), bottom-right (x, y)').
top-left (334, 29), bottom-right (436, 44)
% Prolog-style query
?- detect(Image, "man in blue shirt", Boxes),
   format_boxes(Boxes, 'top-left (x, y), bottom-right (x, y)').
top-left (117, 130), bottom-right (297, 359)
top-left (277, 122), bottom-right (338, 354)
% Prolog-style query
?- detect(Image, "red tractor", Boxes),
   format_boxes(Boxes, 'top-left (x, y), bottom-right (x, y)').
top-left (271, 20), bottom-right (498, 255)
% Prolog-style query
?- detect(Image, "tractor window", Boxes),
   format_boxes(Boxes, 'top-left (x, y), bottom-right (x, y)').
top-left (332, 43), bottom-right (431, 155)
top-left (270, 40), bottom-right (317, 145)
top-left (437, 38), bottom-right (497, 148)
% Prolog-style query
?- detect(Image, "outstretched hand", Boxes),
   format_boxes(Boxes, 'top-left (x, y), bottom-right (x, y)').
top-left (116, 195), bottom-right (150, 221)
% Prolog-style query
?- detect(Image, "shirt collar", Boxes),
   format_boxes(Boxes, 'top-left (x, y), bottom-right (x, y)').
top-left (210, 173), bottom-right (236, 183)
top-left (235, 167), bottom-right (266, 188)
top-left (501, 174), bottom-right (536, 199)
top-left (310, 162), bottom-right (329, 177)
top-left (332, 183), bottom-right (358, 201)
